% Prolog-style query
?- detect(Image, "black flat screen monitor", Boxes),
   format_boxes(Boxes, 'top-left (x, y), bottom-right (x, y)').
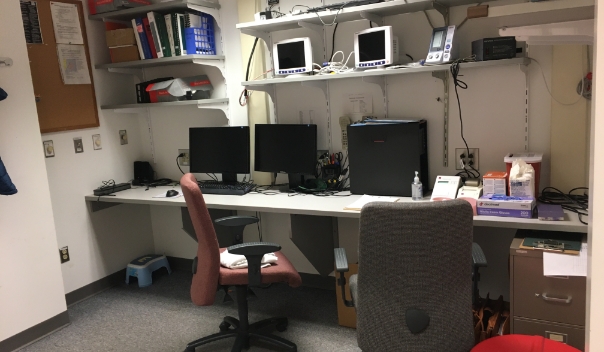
top-left (277, 41), bottom-right (305, 70)
top-left (358, 30), bottom-right (386, 62)
top-left (255, 124), bottom-right (317, 175)
top-left (189, 126), bottom-right (250, 182)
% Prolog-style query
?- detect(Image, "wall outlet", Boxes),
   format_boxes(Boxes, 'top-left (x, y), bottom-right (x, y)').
top-left (455, 148), bottom-right (479, 170)
top-left (73, 137), bottom-right (83, 153)
top-left (178, 149), bottom-right (190, 166)
top-left (119, 130), bottom-right (128, 145)
top-left (59, 246), bottom-right (70, 263)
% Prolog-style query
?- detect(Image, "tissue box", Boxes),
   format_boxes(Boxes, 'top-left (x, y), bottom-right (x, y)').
top-left (146, 75), bottom-right (213, 103)
top-left (477, 195), bottom-right (535, 218)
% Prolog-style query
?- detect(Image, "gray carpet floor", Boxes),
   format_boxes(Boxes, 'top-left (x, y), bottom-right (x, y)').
top-left (21, 270), bottom-right (360, 352)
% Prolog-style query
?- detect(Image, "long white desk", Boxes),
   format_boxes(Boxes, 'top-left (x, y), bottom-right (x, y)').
top-left (85, 186), bottom-right (587, 233)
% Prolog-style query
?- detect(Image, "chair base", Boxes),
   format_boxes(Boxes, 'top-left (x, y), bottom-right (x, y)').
top-left (184, 316), bottom-right (296, 352)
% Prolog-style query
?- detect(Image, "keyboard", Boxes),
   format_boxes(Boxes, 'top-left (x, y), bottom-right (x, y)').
top-left (307, 0), bottom-right (382, 12)
top-left (198, 181), bottom-right (256, 196)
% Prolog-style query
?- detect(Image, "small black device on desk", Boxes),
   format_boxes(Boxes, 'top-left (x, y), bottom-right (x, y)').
top-left (166, 190), bottom-right (179, 197)
top-left (93, 182), bottom-right (131, 196)
top-left (198, 181), bottom-right (255, 196)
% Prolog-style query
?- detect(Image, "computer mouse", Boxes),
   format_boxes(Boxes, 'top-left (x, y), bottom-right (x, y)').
top-left (166, 190), bottom-right (179, 197)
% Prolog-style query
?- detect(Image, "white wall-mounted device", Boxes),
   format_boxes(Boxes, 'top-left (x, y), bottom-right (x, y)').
top-left (354, 26), bottom-right (399, 69)
top-left (431, 175), bottom-right (462, 201)
top-left (426, 25), bottom-right (458, 64)
top-left (273, 37), bottom-right (313, 76)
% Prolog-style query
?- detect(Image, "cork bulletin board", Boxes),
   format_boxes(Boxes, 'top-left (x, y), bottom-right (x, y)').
top-left (24, 0), bottom-right (99, 133)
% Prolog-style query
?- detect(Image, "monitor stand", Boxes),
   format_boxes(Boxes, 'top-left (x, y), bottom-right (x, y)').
top-left (271, 173), bottom-right (305, 192)
top-left (222, 173), bottom-right (238, 184)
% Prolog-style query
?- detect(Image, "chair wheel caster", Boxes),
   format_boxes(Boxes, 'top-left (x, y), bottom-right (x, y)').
top-left (276, 323), bottom-right (288, 332)
top-left (219, 321), bottom-right (231, 332)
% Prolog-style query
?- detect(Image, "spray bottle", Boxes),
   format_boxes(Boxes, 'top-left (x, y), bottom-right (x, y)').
top-left (412, 171), bottom-right (423, 200)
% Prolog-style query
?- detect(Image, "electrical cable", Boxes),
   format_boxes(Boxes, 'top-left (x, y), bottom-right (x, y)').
top-left (240, 37), bottom-right (259, 106)
top-left (313, 50), bottom-right (355, 75)
top-left (176, 154), bottom-right (185, 175)
top-left (538, 187), bottom-right (589, 225)
top-left (330, 22), bottom-right (339, 63)
top-left (256, 211), bottom-right (263, 242)
top-left (529, 57), bottom-right (585, 106)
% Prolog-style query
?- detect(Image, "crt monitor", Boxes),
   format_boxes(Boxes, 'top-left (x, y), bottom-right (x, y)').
top-left (189, 126), bottom-right (250, 183)
top-left (255, 124), bottom-right (317, 178)
top-left (354, 26), bottom-right (398, 68)
top-left (273, 37), bottom-right (313, 76)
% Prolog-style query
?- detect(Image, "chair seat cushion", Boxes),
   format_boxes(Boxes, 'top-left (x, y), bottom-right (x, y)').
top-left (471, 334), bottom-right (581, 352)
top-left (218, 249), bottom-right (302, 288)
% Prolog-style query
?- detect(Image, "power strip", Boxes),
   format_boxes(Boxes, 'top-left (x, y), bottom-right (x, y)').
top-left (93, 183), bottom-right (131, 196)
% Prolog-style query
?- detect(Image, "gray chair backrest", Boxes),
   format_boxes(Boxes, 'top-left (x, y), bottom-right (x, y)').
top-left (357, 199), bottom-right (474, 352)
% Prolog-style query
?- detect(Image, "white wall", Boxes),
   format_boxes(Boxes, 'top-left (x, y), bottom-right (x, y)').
top-left (0, 0), bottom-right (67, 341)
top-left (43, 1), bottom-right (155, 294)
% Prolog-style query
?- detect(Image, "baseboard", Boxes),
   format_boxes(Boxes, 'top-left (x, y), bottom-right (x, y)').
top-left (166, 256), bottom-right (335, 290)
top-left (65, 269), bottom-right (126, 306)
top-left (0, 311), bottom-right (70, 352)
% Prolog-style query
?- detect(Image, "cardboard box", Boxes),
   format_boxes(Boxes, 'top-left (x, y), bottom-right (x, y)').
top-left (336, 263), bottom-right (358, 328)
top-left (106, 28), bottom-right (136, 48)
top-left (483, 171), bottom-right (507, 196)
top-left (146, 75), bottom-right (213, 103)
top-left (94, 0), bottom-right (150, 14)
top-left (477, 195), bottom-right (535, 218)
top-left (109, 45), bottom-right (140, 63)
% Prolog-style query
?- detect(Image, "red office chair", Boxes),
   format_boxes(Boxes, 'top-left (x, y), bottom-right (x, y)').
top-left (180, 173), bottom-right (302, 352)
top-left (472, 334), bottom-right (582, 352)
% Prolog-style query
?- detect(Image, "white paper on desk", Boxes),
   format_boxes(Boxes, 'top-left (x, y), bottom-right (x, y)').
top-left (543, 243), bottom-right (587, 277)
top-left (56, 44), bottom-right (91, 85)
top-left (344, 194), bottom-right (399, 211)
top-left (50, 2), bottom-right (83, 44)
top-left (152, 192), bottom-right (183, 199)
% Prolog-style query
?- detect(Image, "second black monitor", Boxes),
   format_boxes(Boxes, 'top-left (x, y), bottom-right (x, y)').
top-left (255, 124), bottom-right (317, 175)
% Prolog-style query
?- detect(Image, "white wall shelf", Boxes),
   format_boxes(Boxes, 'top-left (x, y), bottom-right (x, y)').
top-left (96, 55), bottom-right (226, 78)
top-left (499, 19), bottom-right (594, 45)
top-left (100, 98), bottom-right (229, 117)
top-left (89, 0), bottom-right (221, 27)
top-left (487, 0), bottom-right (594, 28)
top-left (242, 58), bottom-right (530, 97)
top-left (236, 0), bottom-right (480, 36)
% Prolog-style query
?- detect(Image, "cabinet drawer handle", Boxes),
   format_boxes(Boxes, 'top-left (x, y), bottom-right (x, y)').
top-left (541, 293), bottom-right (572, 304)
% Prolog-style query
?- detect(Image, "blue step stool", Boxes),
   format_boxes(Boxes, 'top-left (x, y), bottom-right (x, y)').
top-left (126, 254), bottom-right (172, 288)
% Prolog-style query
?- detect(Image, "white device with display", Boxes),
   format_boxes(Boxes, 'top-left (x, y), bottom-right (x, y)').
top-left (426, 25), bottom-right (458, 64)
top-left (354, 26), bottom-right (399, 69)
top-left (273, 37), bottom-right (313, 76)
top-left (430, 175), bottom-right (462, 201)
top-left (457, 185), bottom-right (483, 200)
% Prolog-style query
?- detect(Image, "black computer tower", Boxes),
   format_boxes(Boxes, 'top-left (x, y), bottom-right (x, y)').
top-left (347, 120), bottom-right (428, 197)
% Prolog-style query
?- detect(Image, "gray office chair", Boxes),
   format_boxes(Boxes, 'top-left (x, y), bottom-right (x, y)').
top-left (335, 199), bottom-right (487, 352)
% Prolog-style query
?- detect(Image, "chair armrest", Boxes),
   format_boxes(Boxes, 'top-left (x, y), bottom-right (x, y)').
top-left (333, 248), bottom-right (354, 308)
top-left (215, 216), bottom-right (259, 227)
top-left (334, 248), bottom-right (349, 273)
top-left (228, 242), bottom-right (281, 287)
top-left (472, 242), bottom-right (487, 267)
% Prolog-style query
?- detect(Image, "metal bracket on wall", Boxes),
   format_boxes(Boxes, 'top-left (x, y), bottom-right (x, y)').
top-left (0, 57), bottom-right (13, 67)
top-left (360, 11), bottom-right (384, 26)
top-left (362, 76), bottom-right (388, 118)
top-left (192, 59), bottom-right (226, 77)
top-left (240, 29), bottom-right (271, 49)
top-left (298, 21), bottom-right (324, 34)
top-left (248, 84), bottom-right (276, 102)
top-left (432, 70), bottom-right (450, 167)
top-left (432, 2), bottom-right (450, 26)
top-left (520, 50), bottom-right (531, 151)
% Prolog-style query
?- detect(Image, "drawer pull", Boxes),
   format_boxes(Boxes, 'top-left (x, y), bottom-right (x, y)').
top-left (541, 293), bottom-right (572, 304)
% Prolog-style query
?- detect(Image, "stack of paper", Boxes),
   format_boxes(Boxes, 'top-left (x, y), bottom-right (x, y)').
top-left (543, 243), bottom-right (587, 277)
top-left (344, 195), bottom-right (400, 211)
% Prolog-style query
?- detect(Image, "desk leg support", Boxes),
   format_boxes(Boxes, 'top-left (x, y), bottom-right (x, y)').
top-left (290, 215), bottom-right (338, 277)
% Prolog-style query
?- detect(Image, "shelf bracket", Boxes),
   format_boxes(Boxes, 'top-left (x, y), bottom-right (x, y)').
top-left (432, 70), bottom-right (450, 167)
top-left (107, 67), bottom-right (143, 80)
top-left (247, 84), bottom-right (276, 102)
top-left (298, 21), bottom-right (324, 34)
top-left (432, 2), bottom-right (449, 26)
top-left (362, 76), bottom-right (385, 95)
top-left (360, 11), bottom-right (384, 26)
top-left (240, 28), bottom-right (270, 46)
top-left (189, 5), bottom-right (222, 29)
top-left (198, 102), bottom-right (230, 121)
top-left (192, 59), bottom-right (225, 76)
top-left (301, 81), bottom-right (328, 97)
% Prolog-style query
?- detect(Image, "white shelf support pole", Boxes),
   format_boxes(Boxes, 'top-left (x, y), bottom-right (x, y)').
top-left (301, 81), bottom-right (328, 97)
top-left (107, 67), bottom-right (143, 80)
top-left (360, 11), bottom-right (384, 26)
top-left (520, 49), bottom-right (531, 151)
top-left (432, 70), bottom-right (450, 167)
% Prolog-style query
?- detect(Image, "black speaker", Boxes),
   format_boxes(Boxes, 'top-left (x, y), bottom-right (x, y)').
top-left (133, 161), bottom-right (154, 185)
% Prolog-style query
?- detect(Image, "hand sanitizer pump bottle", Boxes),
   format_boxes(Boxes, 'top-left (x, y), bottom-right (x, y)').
top-left (412, 171), bottom-right (423, 200)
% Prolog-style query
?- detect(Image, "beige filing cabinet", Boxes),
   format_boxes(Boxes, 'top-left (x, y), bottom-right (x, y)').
top-left (510, 236), bottom-right (586, 351)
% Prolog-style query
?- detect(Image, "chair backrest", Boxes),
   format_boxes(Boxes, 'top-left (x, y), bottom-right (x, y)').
top-left (180, 173), bottom-right (220, 306)
top-left (356, 199), bottom-right (474, 352)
